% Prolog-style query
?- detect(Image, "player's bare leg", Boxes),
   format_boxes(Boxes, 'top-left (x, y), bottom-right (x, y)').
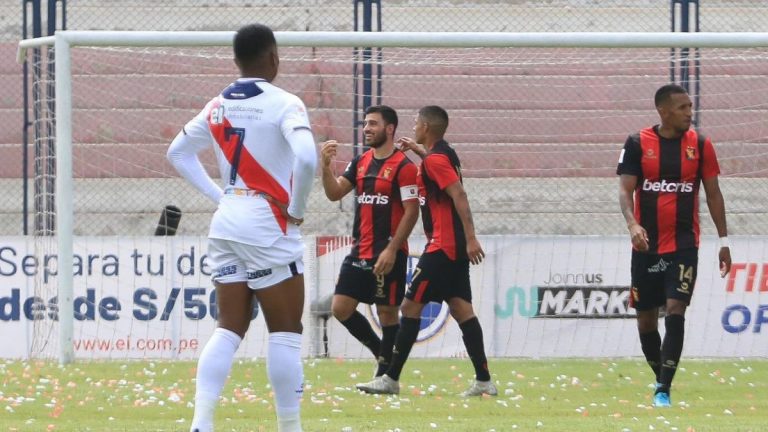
top-left (255, 274), bottom-right (305, 432)
top-left (448, 297), bottom-right (496, 397)
top-left (190, 281), bottom-right (253, 432)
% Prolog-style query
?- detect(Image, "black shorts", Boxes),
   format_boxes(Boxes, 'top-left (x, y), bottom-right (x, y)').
top-left (334, 251), bottom-right (407, 306)
top-left (405, 250), bottom-right (472, 304)
top-left (630, 248), bottom-right (698, 311)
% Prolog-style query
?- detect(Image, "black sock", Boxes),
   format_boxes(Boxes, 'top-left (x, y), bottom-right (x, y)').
top-left (659, 314), bottom-right (685, 393)
top-left (339, 311), bottom-right (381, 358)
top-left (639, 330), bottom-right (662, 383)
top-left (459, 317), bottom-right (491, 382)
top-left (386, 317), bottom-right (420, 381)
top-left (376, 324), bottom-right (399, 376)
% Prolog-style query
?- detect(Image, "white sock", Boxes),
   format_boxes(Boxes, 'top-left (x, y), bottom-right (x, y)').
top-left (277, 412), bottom-right (302, 432)
top-left (190, 327), bottom-right (242, 432)
top-left (268, 332), bottom-right (303, 432)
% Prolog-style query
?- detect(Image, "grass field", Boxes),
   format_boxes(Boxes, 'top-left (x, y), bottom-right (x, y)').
top-left (1, 358), bottom-right (765, 432)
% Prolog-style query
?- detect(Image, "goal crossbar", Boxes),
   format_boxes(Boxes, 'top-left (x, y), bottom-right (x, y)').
top-left (17, 31), bottom-right (768, 57)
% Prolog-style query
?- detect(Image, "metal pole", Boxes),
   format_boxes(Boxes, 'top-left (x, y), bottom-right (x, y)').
top-left (352, 0), bottom-right (360, 154)
top-left (374, 0), bottom-right (382, 107)
top-left (679, 0), bottom-right (690, 90)
top-left (352, 0), bottom-right (381, 158)
top-left (669, 0), bottom-right (675, 83)
top-left (31, 0), bottom-right (43, 235)
top-left (45, 0), bottom-right (58, 234)
top-left (362, 0), bottom-right (372, 118)
top-left (693, 1), bottom-right (701, 127)
top-left (54, 33), bottom-right (74, 365)
top-left (670, 0), bottom-right (701, 127)
top-left (21, 0), bottom-right (34, 235)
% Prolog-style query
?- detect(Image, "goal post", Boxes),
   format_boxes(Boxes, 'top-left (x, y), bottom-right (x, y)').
top-left (16, 31), bottom-right (768, 364)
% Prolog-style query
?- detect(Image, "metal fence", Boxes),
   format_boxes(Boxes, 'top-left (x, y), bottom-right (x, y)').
top-left (4, 1), bottom-right (768, 237)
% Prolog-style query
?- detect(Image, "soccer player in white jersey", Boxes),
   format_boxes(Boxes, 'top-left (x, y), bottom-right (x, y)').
top-left (167, 24), bottom-right (317, 432)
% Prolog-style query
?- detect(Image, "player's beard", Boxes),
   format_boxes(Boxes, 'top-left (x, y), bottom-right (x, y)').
top-left (366, 130), bottom-right (387, 149)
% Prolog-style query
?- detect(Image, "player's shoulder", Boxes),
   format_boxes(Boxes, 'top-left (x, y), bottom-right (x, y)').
top-left (430, 140), bottom-right (461, 165)
top-left (359, 148), bottom-right (375, 160)
top-left (392, 149), bottom-right (416, 164)
top-left (424, 149), bottom-right (449, 163)
top-left (265, 83), bottom-right (304, 103)
top-left (623, 130), bottom-right (644, 148)
top-left (349, 149), bottom-right (371, 167)
top-left (688, 128), bottom-right (710, 145)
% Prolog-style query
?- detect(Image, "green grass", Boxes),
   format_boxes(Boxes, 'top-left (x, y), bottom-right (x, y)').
top-left (1, 358), bottom-right (765, 432)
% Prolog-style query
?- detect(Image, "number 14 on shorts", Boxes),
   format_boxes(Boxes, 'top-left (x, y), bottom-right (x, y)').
top-left (677, 264), bottom-right (694, 294)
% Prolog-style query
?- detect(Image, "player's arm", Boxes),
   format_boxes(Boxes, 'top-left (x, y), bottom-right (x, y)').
top-left (320, 140), bottom-right (355, 201)
top-left (167, 105), bottom-right (224, 204)
top-left (373, 166), bottom-right (420, 276)
top-left (619, 174), bottom-right (649, 252)
top-left (702, 176), bottom-right (731, 276)
top-left (373, 200), bottom-right (419, 276)
top-left (700, 138), bottom-right (731, 276)
top-left (616, 135), bottom-right (648, 252)
top-left (702, 177), bottom-right (728, 239)
top-left (277, 98), bottom-right (318, 224)
top-left (443, 180), bottom-right (485, 265)
top-left (425, 154), bottom-right (484, 264)
top-left (397, 137), bottom-right (427, 159)
top-left (285, 128), bottom-right (318, 224)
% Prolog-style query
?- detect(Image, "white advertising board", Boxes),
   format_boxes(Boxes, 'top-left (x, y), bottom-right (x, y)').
top-left (2, 235), bottom-right (765, 359)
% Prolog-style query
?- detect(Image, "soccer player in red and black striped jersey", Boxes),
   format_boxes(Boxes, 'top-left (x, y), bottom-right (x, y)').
top-left (617, 84), bottom-right (731, 408)
top-left (357, 106), bottom-right (496, 397)
top-left (320, 105), bottom-right (420, 378)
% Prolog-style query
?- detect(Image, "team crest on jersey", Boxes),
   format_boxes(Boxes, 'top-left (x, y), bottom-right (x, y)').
top-left (645, 148), bottom-right (656, 159)
top-left (686, 145), bottom-right (696, 160)
top-left (382, 167), bottom-right (392, 179)
top-left (358, 166), bottom-right (365, 176)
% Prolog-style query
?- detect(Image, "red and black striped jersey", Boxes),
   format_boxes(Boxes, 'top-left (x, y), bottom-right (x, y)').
top-left (418, 140), bottom-right (467, 261)
top-left (342, 149), bottom-right (418, 260)
top-left (617, 126), bottom-right (720, 254)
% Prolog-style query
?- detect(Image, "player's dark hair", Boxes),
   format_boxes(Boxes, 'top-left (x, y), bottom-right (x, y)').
top-left (365, 105), bottom-right (399, 131)
top-left (654, 84), bottom-right (688, 107)
top-left (418, 105), bottom-right (449, 136)
top-left (234, 24), bottom-right (277, 67)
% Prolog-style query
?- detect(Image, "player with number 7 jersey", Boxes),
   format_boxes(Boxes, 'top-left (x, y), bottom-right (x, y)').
top-left (178, 78), bottom-right (314, 248)
top-left (167, 24), bottom-right (316, 432)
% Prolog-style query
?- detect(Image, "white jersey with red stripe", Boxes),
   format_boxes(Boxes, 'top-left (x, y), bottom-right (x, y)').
top-left (169, 78), bottom-right (314, 247)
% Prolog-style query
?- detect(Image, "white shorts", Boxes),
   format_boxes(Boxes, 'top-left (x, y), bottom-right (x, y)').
top-left (208, 237), bottom-right (305, 290)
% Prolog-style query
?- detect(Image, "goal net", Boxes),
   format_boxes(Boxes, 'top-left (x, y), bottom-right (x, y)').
top-left (15, 31), bottom-right (768, 363)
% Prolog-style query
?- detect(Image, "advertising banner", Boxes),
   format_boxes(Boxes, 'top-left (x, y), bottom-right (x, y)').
top-left (2, 235), bottom-right (765, 359)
